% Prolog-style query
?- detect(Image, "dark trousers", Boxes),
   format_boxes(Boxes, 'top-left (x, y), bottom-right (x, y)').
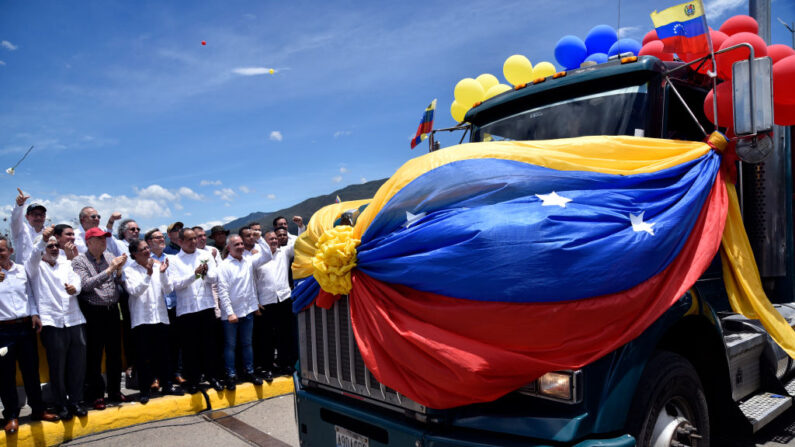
top-left (82, 303), bottom-right (122, 401)
top-left (133, 323), bottom-right (170, 397)
top-left (167, 307), bottom-right (182, 379)
top-left (254, 303), bottom-right (279, 371)
top-left (0, 320), bottom-right (45, 419)
top-left (178, 308), bottom-right (221, 386)
top-left (274, 298), bottom-right (298, 371)
top-left (119, 291), bottom-right (134, 370)
top-left (41, 325), bottom-right (86, 409)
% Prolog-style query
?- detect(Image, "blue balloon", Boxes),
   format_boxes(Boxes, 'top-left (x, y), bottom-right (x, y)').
top-left (608, 38), bottom-right (642, 57)
top-left (585, 25), bottom-right (618, 55)
top-left (584, 52), bottom-right (608, 64)
top-left (554, 35), bottom-right (588, 70)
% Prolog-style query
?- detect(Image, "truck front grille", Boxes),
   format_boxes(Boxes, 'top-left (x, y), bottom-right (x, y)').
top-left (298, 296), bottom-right (426, 414)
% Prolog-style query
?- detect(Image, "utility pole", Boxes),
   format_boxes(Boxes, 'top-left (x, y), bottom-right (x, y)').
top-left (778, 18), bottom-right (795, 48)
top-left (749, 0), bottom-right (771, 43)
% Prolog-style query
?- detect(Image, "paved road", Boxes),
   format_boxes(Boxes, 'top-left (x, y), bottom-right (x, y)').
top-left (55, 393), bottom-right (795, 447)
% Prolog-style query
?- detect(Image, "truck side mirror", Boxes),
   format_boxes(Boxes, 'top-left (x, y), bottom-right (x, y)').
top-left (732, 56), bottom-right (774, 136)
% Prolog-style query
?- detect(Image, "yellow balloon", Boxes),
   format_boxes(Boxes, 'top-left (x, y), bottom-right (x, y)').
top-left (484, 83), bottom-right (512, 100)
top-left (503, 55), bottom-right (533, 86)
top-left (532, 61), bottom-right (556, 79)
top-left (475, 73), bottom-right (499, 92)
top-left (450, 101), bottom-right (469, 123)
top-left (454, 78), bottom-right (485, 108)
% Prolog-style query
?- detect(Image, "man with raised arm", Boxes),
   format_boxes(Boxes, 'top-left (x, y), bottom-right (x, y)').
top-left (10, 188), bottom-right (47, 263)
top-left (26, 226), bottom-right (87, 420)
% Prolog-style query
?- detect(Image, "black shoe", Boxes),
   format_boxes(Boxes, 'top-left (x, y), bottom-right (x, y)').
top-left (69, 405), bottom-right (88, 417)
top-left (183, 384), bottom-right (199, 394)
top-left (140, 394), bottom-right (150, 404)
top-left (209, 378), bottom-right (225, 392)
top-left (259, 370), bottom-right (274, 382)
top-left (57, 407), bottom-right (72, 421)
top-left (244, 373), bottom-right (263, 386)
top-left (225, 376), bottom-right (237, 391)
top-left (163, 384), bottom-right (185, 396)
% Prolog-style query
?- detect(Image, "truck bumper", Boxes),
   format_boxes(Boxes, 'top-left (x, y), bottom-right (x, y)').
top-left (294, 376), bottom-right (635, 447)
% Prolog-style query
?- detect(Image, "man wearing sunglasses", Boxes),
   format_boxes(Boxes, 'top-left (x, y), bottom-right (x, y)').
top-left (73, 207), bottom-right (126, 256)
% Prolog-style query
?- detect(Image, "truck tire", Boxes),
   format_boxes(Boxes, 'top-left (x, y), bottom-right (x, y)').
top-left (626, 351), bottom-right (710, 447)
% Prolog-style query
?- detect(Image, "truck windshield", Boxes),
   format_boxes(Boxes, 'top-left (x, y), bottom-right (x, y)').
top-left (472, 84), bottom-right (651, 142)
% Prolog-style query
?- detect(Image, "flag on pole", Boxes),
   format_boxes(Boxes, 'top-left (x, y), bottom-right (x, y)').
top-left (651, 0), bottom-right (709, 55)
top-left (410, 99), bottom-right (437, 150)
top-left (335, 195), bottom-right (341, 203)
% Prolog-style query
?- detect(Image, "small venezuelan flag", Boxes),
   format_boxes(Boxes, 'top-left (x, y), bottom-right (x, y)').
top-left (335, 195), bottom-right (341, 203)
top-left (651, 0), bottom-right (709, 55)
top-left (410, 99), bottom-right (436, 150)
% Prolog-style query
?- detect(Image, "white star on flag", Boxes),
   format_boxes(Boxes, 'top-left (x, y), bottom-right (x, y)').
top-left (536, 191), bottom-right (572, 208)
top-left (629, 211), bottom-right (655, 235)
top-left (403, 211), bottom-right (427, 228)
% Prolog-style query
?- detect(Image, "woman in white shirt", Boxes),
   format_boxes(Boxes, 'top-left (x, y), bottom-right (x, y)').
top-left (124, 240), bottom-right (184, 403)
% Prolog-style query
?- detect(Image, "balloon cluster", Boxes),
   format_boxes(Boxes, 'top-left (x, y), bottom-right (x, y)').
top-left (450, 57), bottom-right (557, 122)
top-left (555, 25), bottom-right (642, 70)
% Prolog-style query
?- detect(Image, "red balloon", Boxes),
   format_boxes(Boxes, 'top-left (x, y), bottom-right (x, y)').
top-left (710, 30), bottom-right (729, 50)
top-left (642, 30), bottom-right (658, 46)
top-left (774, 101), bottom-right (795, 126)
top-left (773, 55), bottom-right (795, 104)
top-left (201, 41), bottom-right (207, 46)
top-left (703, 81), bottom-right (734, 127)
top-left (716, 32), bottom-right (768, 80)
top-left (639, 40), bottom-right (674, 61)
top-left (768, 44), bottom-right (795, 64)
top-left (719, 15), bottom-right (759, 36)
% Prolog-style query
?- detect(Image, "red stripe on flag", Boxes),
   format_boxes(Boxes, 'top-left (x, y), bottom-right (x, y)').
top-left (348, 170), bottom-right (728, 409)
top-left (660, 34), bottom-right (709, 56)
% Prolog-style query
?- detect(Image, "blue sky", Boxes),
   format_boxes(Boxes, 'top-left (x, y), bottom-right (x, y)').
top-left (0, 0), bottom-right (792, 233)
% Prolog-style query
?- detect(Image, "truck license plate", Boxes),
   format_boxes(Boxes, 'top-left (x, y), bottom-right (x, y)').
top-left (335, 426), bottom-right (368, 447)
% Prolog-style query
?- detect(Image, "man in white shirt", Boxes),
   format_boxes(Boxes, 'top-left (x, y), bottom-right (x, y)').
top-left (252, 231), bottom-right (280, 381)
top-left (0, 236), bottom-right (59, 433)
top-left (73, 208), bottom-right (125, 255)
top-left (124, 240), bottom-right (184, 403)
top-left (217, 234), bottom-right (273, 389)
top-left (54, 224), bottom-right (79, 260)
top-left (25, 226), bottom-right (87, 420)
top-left (272, 227), bottom-right (298, 375)
top-left (10, 188), bottom-right (46, 264)
top-left (167, 228), bottom-right (224, 393)
top-left (272, 216), bottom-right (305, 244)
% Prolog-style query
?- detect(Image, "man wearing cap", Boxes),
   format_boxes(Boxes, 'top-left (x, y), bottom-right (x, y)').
top-left (11, 188), bottom-right (47, 264)
top-left (71, 227), bottom-right (128, 410)
top-left (26, 226), bottom-right (87, 420)
top-left (0, 236), bottom-right (60, 433)
top-left (164, 222), bottom-right (183, 256)
top-left (207, 226), bottom-right (229, 253)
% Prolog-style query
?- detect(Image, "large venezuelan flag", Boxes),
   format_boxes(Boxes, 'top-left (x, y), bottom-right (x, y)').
top-left (651, 0), bottom-right (709, 55)
top-left (291, 134), bottom-right (795, 409)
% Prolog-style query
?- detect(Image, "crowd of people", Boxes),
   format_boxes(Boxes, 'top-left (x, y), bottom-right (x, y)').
top-left (0, 187), bottom-right (304, 433)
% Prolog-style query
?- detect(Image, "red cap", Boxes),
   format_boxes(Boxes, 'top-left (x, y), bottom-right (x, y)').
top-left (84, 227), bottom-right (111, 239)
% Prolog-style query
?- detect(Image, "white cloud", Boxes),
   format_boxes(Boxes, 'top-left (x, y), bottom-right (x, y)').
top-left (269, 131), bottom-right (283, 142)
top-left (195, 216), bottom-right (234, 230)
top-left (267, 194), bottom-right (276, 200)
top-left (334, 130), bottom-right (352, 138)
top-left (174, 203), bottom-right (184, 210)
top-left (704, 0), bottom-right (745, 21)
top-left (178, 186), bottom-right (202, 201)
top-left (200, 179), bottom-right (222, 186)
top-left (617, 26), bottom-right (641, 38)
top-left (339, 166), bottom-right (348, 173)
top-left (0, 61), bottom-right (5, 66)
top-left (214, 188), bottom-right (237, 202)
top-left (1, 41), bottom-right (17, 51)
top-left (233, 67), bottom-right (274, 76)
top-left (136, 184), bottom-right (177, 201)
top-left (239, 185), bottom-right (251, 194)
top-left (332, 175), bottom-right (343, 183)
top-left (360, 177), bottom-right (367, 184)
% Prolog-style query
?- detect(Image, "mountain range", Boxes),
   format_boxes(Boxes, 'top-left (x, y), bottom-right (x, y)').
top-left (224, 179), bottom-right (388, 234)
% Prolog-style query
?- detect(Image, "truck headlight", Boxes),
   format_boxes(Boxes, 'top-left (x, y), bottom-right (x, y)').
top-left (518, 370), bottom-right (583, 404)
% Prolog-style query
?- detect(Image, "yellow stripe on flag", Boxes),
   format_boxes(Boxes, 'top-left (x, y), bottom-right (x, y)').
top-left (651, 0), bottom-right (705, 28)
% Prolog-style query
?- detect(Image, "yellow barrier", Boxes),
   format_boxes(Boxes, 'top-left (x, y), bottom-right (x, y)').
top-left (0, 377), bottom-right (294, 447)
